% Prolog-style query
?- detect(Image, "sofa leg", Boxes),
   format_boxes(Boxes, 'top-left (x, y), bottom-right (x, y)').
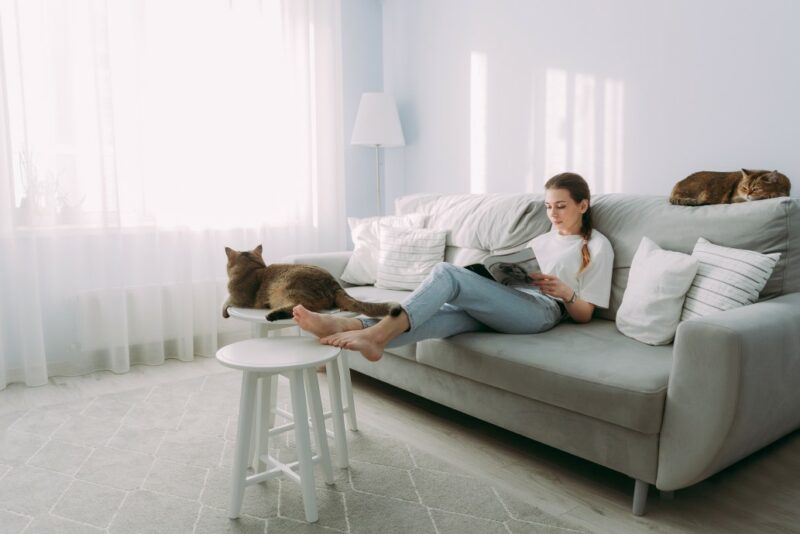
top-left (632, 479), bottom-right (649, 516)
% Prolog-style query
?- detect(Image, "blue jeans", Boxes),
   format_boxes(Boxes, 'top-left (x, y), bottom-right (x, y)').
top-left (360, 262), bottom-right (563, 348)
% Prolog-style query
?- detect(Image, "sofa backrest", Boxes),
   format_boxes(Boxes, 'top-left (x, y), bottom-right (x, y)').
top-left (591, 195), bottom-right (799, 320)
top-left (395, 193), bottom-right (800, 319)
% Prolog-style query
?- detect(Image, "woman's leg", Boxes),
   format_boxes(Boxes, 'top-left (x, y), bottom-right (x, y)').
top-left (361, 304), bottom-right (488, 348)
top-left (399, 263), bottom-right (561, 334)
top-left (320, 263), bottom-right (561, 360)
top-left (322, 305), bottom-right (485, 361)
top-left (292, 262), bottom-right (495, 338)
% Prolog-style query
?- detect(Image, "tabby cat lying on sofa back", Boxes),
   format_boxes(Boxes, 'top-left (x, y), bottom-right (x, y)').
top-left (670, 169), bottom-right (790, 205)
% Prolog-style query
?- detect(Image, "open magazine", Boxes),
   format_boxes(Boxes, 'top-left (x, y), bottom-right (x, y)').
top-left (464, 248), bottom-right (541, 287)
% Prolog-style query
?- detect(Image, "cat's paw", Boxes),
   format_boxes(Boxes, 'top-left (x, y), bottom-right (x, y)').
top-left (222, 306), bottom-right (230, 319)
top-left (266, 310), bottom-right (292, 321)
top-left (669, 197), bottom-right (700, 206)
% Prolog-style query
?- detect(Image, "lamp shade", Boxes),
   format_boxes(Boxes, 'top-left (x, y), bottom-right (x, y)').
top-left (351, 92), bottom-right (405, 147)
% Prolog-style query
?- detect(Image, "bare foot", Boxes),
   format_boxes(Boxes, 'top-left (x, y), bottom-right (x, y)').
top-left (320, 311), bottom-right (410, 362)
top-left (321, 330), bottom-right (386, 362)
top-left (292, 305), bottom-right (362, 338)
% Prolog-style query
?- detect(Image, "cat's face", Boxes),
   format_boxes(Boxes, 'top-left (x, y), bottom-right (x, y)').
top-left (739, 169), bottom-right (791, 201)
top-left (225, 245), bottom-right (266, 273)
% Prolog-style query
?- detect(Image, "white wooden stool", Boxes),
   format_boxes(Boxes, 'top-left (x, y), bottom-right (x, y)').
top-left (216, 337), bottom-right (346, 523)
top-left (226, 307), bottom-right (358, 471)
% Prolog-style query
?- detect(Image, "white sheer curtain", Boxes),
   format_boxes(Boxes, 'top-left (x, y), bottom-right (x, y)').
top-left (0, 0), bottom-right (345, 389)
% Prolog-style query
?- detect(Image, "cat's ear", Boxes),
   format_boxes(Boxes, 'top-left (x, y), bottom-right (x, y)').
top-left (765, 171), bottom-right (778, 183)
top-left (741, 168), bottom-right (753, 178)
top-left (225, 247), bottom-right (238, 260)
top-left (253, 244), bottom-right (263, 256)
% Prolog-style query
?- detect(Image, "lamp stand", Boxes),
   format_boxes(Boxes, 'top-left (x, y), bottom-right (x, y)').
top-left (374, 144), bottom-right (382, 215)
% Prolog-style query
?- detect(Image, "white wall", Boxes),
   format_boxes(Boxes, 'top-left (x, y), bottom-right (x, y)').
top-left (381, 0), bottom-right (800, 207)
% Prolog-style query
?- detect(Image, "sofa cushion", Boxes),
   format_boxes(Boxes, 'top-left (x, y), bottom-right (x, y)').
top-left (415, 319), bottom-right (672, 434)
top-left (592, 195), bottom-right (799, 320)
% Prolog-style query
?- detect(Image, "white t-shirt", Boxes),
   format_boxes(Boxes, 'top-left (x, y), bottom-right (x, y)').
top-left (528, 229), bottom-right (614, 308)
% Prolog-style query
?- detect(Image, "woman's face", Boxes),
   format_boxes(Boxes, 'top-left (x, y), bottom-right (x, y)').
top-left (545, 188), bottom-right (588, 235)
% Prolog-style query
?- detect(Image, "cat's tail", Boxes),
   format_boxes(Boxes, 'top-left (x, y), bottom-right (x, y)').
top-left (334, 289), bottom-right (403, 318)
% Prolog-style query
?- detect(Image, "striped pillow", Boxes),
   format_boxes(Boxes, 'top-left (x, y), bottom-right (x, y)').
top-left (375, 224), bottom-right (448, 291)
top-left (680, 237), bottom-right (780, 320)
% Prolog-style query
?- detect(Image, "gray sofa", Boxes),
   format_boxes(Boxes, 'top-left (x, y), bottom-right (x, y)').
top-left (286, 193), bottom-right (800, 515)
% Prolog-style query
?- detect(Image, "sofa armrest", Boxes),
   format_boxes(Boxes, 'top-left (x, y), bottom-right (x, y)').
top-left (280, 251), bottom-right (353, 284)
top-left (657, 292), bottom-right (800, 491)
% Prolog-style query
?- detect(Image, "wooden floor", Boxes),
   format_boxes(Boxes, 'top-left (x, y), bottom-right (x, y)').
top-left (2, 357), bottom-right (798, 534)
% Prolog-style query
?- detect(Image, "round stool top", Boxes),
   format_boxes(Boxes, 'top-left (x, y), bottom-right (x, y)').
top-left (227, 307), bottom-right (357, 325)
top-left (216, 337), bottom-right (341, 372)
top-left (226, 307), bottom-right (296, 329)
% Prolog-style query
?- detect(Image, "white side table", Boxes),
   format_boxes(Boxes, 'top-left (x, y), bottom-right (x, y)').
top-left (217, 337), bottom-right (345, 523)
top-left (226, 307), bottom-right (358, 470)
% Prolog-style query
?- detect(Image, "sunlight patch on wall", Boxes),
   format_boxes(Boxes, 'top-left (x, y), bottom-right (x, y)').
top-left (538, 69), bottom-right (626, 193)
top-left (469, 51), bottom-right (487, 194)
top-left (603, 78), bottom-right (624, 193)
top-left (572, 73), bottom-right (596, 192)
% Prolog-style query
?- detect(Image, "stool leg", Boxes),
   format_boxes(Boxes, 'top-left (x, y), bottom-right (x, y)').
top-left (251, 375), bottom-right (272, 473)
top-left (249, 323), bottom-right (261, 339)
top-left (339, 351), bottom-right (358, 431)
top-left (268, 374), bottom-right (278, 428)
top-left (248, 378), bottom-right (260, 470)
top-left (304, 368), bottom-right (334, 485)
top-left (326, 357), bottom-right (349, 469)
top-left (289, 370), bottom-right (318, 523)
top-left (230, 371), bottom-right (258, 519)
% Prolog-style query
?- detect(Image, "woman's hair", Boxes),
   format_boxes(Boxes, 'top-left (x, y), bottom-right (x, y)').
top-left (544, 172), bottom-right (593, 273)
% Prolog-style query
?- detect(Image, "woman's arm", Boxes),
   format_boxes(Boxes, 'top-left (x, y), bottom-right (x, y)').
top-left (563, 296), bottom-right (595, 323)
top-left (529, 273), bottom-right (595, 323)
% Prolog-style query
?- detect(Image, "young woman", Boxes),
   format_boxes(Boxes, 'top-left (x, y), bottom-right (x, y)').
top-left (293, 173), bottom-right (615, 361)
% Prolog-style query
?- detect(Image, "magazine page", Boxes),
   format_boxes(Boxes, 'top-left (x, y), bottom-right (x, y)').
top-left (465, 248), bottom-right (539, 286)
top-left (486, 252), bottom-right (539, 286)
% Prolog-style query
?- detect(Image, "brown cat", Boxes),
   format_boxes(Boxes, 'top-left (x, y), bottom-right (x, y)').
top-left (670, 169), bottom-right (791, 205)
top-left (222, 245), bottom-right (402, 321)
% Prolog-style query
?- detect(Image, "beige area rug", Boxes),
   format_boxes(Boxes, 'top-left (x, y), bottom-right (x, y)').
top-left (0, 371), bottom-right (588, 533)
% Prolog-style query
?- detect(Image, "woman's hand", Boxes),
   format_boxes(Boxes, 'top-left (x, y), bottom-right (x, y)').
top-left (529, 273), bottom-right (573, 300)
top-left (530, 272), bottom-right (594, 323)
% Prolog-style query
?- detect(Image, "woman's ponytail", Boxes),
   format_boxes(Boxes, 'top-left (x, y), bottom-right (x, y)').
top-left (579, 208), bottom-right (592, 274)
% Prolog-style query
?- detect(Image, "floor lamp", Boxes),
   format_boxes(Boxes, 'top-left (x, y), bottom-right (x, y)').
top-left (351, 93), bottom-right (405, 215)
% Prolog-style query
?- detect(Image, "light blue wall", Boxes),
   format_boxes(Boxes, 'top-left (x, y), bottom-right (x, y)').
top-left (380, 0), bottom-right (800, 207)
top-left (341, 0), bottom-right (384, 229)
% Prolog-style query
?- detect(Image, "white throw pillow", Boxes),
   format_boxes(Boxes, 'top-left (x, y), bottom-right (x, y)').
top-left (616, 237), bottom-right (699, 345)
top-left (341, 213), bottom-right (428, 285)
top-left (680, 237), bottom-right (780, 321)
top-left (375, 225), bottom-right (448, 291)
